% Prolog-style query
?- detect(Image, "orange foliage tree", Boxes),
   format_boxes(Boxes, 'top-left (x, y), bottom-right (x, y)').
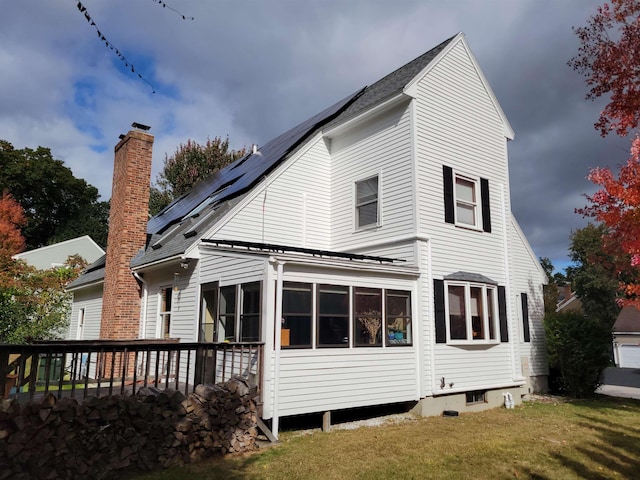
top-left (572, 0), bottom-right (640, 304)
top-left (0, 191), bottom-right (27, 256)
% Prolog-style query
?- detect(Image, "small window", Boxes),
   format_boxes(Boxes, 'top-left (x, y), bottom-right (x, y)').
top-left (455, 175), bottom-right (478, 227)
top-left (240, 282), bottom-right (261, 342)
top-left (159, 287), bottom-right (172, 339)
top-left (199, 283), bottom-right (218, 342)
top-left (466, 390), bottom-right (486, 404)
top-left (317, 285), bottom-right (350, 347)
top-left (76, 308), bottom-right (85, 340)
top-left (218, 285), bottom-right (236, 341)
top-left (282, 282), bottom-right (312, 348)
top-left (354, 287), bottom-right (382, 346)
top-left (355, 176), bottom-right (379, 228)
top-left (446, 283), bottom-right (498, 343)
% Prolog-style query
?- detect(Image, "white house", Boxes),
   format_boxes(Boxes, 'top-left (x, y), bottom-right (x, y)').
top-left (67, 33), bottom-right (548, 435)
top-left (14, 235), bottom-right (104, 270)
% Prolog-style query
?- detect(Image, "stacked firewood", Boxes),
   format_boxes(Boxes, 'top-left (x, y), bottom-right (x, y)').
top-left (0, 376), bottom-right (258, 479)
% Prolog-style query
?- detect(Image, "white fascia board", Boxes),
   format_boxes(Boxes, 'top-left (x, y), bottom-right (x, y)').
top-left (66, 279), bottom-right (104, 293)
top-left (184, 132), bottom-right (326, 258)
top-left (322, 92), bottom-right (409, 139)
top-left (131, 254), bottom-right (184, 273)
top-left (403, 32), bottom-right (515, 141)
top-left (511, 214), bottom-right (548, 283)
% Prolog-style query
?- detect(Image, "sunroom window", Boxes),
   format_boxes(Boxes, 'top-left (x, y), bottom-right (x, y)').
top-left (282, 282), bottom-right (312, 347)
top-left (317, 285), bottom-right (350, 347)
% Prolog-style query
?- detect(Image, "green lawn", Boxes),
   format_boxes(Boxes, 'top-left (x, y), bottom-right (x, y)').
top-left (133, 395), bottom-right (640, 480)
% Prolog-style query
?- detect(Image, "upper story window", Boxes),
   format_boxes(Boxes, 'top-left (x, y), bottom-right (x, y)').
top-left (443, 165), bottom-right (491, 233)
top-left (355, 175), bottom-right (379, 229)
top-left (455, 176), bottom-right (478, 227)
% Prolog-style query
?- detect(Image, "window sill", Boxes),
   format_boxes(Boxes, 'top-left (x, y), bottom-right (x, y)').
top-left (446, 340), bottom-right (501, 347)
top-left (355, 223), bottom-right (381, 233)
top-left (454, 223), bottom-right (484, 232)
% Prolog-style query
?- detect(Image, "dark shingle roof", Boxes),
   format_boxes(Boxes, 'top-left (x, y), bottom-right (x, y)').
top-left (66, 254), bottom-right (106, 290)
top-left (614, 307), bottom-right (640, 333)
top-left (444, 271), bottom-right (498, 285)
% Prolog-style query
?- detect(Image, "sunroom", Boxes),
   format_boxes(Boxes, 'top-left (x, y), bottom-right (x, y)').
top-left (196, 240), bottom-right (421, 434)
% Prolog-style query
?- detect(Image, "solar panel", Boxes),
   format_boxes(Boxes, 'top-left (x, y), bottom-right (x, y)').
top-left (147, 88), bottom-right (364, 234)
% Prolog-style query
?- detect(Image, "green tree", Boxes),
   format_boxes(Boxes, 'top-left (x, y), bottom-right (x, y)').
top-left (568, 223), bottom-right (622, 328)
top-left (0, 141), bottom-right (109, 249)
top-left (150, 137), bottom-right (246, 215)
top-left (0, 253), bottom-right (84, 344)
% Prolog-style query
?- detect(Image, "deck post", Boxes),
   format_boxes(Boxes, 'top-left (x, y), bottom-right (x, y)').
top-left (322, 410), bottom-right (332, 432)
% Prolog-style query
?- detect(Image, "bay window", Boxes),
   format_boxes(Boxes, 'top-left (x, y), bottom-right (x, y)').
top-left (446, 282), bottom-right (498, 343)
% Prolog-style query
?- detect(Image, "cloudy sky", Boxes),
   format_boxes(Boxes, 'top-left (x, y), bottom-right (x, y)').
top-left (0, 0), bottom-right (632, 271)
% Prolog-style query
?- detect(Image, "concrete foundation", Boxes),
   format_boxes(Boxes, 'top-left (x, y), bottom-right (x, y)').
top-left (410, 386), bottom-right (524, 417)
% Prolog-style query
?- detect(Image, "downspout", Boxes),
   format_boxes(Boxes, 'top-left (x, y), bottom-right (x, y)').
top-left (499, 183), bottom-right (518, 380)
top-left (133, 271), bottom-right (147, 339)
top-left (272, 260), bottom-right (285, 439)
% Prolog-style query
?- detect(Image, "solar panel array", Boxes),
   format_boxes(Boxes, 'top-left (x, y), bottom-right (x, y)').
top-left (147, 88), bottom-right (365, 234)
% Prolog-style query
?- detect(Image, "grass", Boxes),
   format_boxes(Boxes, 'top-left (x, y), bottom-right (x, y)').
top-left (132, 395), bottom-right (640, 480)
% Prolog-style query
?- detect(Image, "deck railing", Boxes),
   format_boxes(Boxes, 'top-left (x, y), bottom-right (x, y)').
top-left (0, 340), bottom-right (264, 404)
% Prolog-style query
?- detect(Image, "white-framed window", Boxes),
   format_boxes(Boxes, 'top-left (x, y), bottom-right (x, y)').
top-left (445, 282), bottom-right (498, 344)
top-left (455, 174), bottom-right (479, 228)
top-left (199, 282), bottom-right (218, 342)
top-left (76, 308), bottom-right (85, 340)
top-left (159, 286), bottom-right (172, 339)
top-left (281, 284), bottom-right (412, 349)
top-left (355, 175), bottom-right (380, 229)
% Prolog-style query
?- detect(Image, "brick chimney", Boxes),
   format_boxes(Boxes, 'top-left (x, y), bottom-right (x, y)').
top-left (100, 124), bottom-right (153, 340)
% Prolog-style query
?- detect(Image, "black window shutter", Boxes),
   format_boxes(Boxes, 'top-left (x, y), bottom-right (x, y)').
top-left (480, 177), bottom-right (491, 233)
top-left (443, 165), bottom-right (454, 224)
top-left (521, 293), bottom-right (530, 342)
top-left (498, 286), bottom-right (508, 342)
top-left (434, 279), bottom-right (446, 343)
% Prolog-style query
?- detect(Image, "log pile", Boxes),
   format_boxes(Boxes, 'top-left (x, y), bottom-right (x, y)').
top-left (0, 377), bottom-right (258, 479)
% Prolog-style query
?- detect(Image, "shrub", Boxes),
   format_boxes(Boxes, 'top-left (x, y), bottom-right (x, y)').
top-left (544, 311), bottom-right (611, 398)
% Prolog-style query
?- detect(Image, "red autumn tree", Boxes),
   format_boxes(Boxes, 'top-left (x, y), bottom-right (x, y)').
top-left (572, 0), bottom-right (640, 305)
top-left (569, 0), bottom-right (640, 137)
top-left (0, 191), bottom-right (27, 256)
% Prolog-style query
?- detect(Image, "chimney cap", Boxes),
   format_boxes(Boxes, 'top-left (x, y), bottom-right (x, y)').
top-left (118, 134), bottom-right (126, 140)
top-left (131, 122), bottom-right (151, 131)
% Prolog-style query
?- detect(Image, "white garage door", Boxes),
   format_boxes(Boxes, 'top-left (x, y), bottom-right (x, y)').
top-left (619, 345), bottom-right (640, 368)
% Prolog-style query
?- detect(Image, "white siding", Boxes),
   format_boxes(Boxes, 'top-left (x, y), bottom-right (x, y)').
top-left (211, 139), bottom-right (331, 249)
top-left (68, 285), bottom-right (103, 340)
top-left (330, 101), bottom-right (415, 252)
top-left (142, 263), bottom-right (200, 342)
top-left (414, 39), bottom-right (518, 390)
top-left (509, 217), bottom-right (547, 377)
top-left (276, 349), bottom-right (418, 416)
top-left (199, 252), bottom-right (267, 286)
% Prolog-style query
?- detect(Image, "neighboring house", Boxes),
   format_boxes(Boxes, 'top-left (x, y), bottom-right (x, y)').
top-left (556, 292), bottom-right (582, 313)
top-left (612, 307), bottom-right (640, 368)
top-left (13, 235), bottom-right (104, 270)
top-left (68, 33), bottom-right (547, 433)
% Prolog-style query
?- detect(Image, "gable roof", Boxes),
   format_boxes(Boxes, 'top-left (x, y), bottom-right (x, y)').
top-left (613, 307), bottom-right (640, 333)
top-left (14, 235), bottom-right (105, 270)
